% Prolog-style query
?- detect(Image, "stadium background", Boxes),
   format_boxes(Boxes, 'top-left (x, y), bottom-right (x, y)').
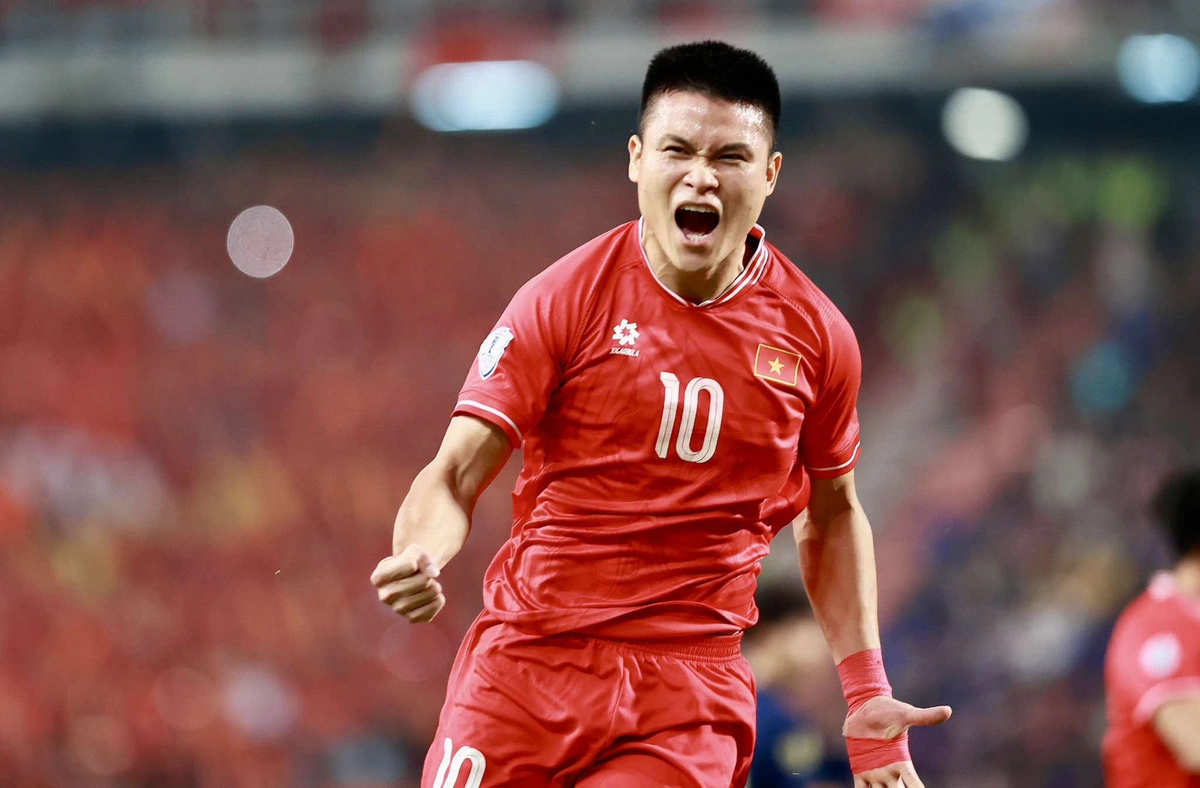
top-left (2, 1), bottom-right (1200, 785)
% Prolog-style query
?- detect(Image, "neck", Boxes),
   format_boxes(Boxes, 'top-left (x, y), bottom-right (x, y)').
top-left (1174, 555), bottom-right (1200, 597)
top-left (641, 229), bottom-right (747, 305)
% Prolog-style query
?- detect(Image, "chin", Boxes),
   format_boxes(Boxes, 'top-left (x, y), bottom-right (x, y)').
top-left (672, 229), bottom-right (728, 265)
top-left (670, 245), bottom-right (722, 272)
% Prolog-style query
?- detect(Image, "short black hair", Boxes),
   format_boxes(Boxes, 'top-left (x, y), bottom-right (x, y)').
top-left (639, 40), bottom-right (781, 148)
top-left (1151, 469), bottom-right (1200, 559)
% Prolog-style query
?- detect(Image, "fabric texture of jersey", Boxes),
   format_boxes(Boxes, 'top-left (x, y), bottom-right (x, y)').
top-left (421, 611), bottom-right (756, 788)
top-left (1103, 572), bottom-right (1200, 787)
top-left (454, 219), bottom-right (861, 641)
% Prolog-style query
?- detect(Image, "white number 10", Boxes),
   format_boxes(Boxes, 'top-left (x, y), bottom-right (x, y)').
top-left (432, 738), bottom-right (485, 788)
top-left (656, 372), bottom-right (724, 464)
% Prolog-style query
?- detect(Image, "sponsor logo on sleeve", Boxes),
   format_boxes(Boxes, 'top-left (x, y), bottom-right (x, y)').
top-left (478, 327), bottom-right (514, 380)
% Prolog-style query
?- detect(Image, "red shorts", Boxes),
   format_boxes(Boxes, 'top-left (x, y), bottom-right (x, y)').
top-left (421, 613), bottom-right (756, 788)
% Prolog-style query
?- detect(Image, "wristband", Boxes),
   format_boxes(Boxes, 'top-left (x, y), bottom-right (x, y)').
top-left (844, 735), bottom-right (911, 773)
top-left (837, 649), bottom-right (909, 773)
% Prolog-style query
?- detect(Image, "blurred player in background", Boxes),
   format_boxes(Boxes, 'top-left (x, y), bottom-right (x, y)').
top-left (371, 41), bottom-right (950, 787)
top-left (1104, 470), bottom-right (1200, 785)
top-left (744, 583), bottom-right (852, 788)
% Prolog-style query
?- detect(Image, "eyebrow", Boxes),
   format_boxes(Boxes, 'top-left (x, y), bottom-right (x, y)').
top-left (660, 134), bottom-right (754, 156)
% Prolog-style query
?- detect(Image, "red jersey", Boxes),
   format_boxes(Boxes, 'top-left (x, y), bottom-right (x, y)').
top-left (1103, 572), bottom-right (1200, 787)
top-left (454, 220), bottom-right (861, 640)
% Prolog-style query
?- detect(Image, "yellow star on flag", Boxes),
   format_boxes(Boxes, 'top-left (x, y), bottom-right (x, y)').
top-left (754, 343), bottom-right (801, 386)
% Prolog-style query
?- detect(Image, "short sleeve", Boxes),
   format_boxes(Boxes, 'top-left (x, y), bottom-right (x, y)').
top-left (1113, 611), bottom-right (1200, 725)
top-left (453, 270), bottom-right (578, 448)
top-left (799, 309), bottom-right (862, 478)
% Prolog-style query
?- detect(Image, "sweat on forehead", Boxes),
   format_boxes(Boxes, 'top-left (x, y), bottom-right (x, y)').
top-left (639, 91), bottom-right (775, 147)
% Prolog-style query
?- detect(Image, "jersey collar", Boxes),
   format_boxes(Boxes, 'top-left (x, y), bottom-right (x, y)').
top-left (636, 217), bottom-right (770, 309)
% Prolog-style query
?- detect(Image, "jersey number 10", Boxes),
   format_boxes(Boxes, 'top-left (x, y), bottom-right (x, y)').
top-left (656, 372), bottom-right (724, 464)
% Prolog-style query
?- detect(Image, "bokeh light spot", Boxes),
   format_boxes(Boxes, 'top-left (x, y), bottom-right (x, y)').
top-left (942, 88), bottom-right (1028, 162)
top-left (227, 205), bottom-right (294, 278)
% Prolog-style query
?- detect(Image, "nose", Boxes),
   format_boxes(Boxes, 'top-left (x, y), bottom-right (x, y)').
top-left (683, 159), bottom-right (719, 193)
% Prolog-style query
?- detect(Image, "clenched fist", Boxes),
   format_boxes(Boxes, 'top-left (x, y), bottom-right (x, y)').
top-left (371, 545), bottom-right (445, 623)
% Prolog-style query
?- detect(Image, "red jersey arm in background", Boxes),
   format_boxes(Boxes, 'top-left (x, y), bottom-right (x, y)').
top-left (1104, 573), bottom-right (1200, 786)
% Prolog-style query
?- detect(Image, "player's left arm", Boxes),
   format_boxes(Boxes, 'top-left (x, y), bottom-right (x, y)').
top-left (795, 472), bottom-right (877, 663)
top-left (793, 306), bottom-right (949, 787)
top-left (795, 474), bottom-right (951, 787)
top-left (1155, 698), bottom-right (1200, 772)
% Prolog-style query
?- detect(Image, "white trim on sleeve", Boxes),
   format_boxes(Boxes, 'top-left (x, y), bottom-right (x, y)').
top-left (1132, 677), bottom-right (1200, 725)
top-left (457, 400), bottom-right (524, 444)
top-left (807, 442), bottom-right (861, 473)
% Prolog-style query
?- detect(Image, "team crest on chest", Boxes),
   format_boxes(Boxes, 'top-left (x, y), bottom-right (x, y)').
top-left (610, 319), bottom-right (641, 357)
top-left (478, 327), bottom-right (514, 379)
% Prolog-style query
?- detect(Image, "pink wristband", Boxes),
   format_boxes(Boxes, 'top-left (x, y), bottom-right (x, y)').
top-left (844, 735), bottom-right (911, 773)
top-left (837, 649), bottom-right (909, 773)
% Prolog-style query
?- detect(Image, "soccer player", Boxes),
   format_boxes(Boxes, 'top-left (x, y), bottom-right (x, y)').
top-left (1103, 470), bottom-right (1200, 785)
top-left (371, 41), bottom-right (951, 788)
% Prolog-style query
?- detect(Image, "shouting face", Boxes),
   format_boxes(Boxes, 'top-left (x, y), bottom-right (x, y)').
top-left (629, 90), bottom-right (782, 294)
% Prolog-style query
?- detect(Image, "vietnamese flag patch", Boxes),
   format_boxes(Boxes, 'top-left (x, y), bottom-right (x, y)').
top-left (754, 344), bottom-right (801, 387)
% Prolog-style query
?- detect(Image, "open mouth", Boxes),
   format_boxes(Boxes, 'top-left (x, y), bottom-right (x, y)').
top-left (674, 206), bottom-right (719, 244)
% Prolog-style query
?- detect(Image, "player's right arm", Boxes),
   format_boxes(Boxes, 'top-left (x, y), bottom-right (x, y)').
top-left (1155, 699), bottom-right (1200, 772)
top-left (374, 247), bottom-right (586, 623)
top-left (370, 414), bottom-right (512, 623)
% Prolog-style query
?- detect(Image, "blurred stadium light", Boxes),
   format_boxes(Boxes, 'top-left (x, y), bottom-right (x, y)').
top-left (941, 87), bottom-right (1028, 162)
top-left (411, 61), bottom-right (559, 132)
top-left (1117, 34), bottom-right (1200, 104)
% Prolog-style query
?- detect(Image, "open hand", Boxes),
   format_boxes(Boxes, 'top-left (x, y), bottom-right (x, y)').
top-left (845, 695), bottom-right (952, 788)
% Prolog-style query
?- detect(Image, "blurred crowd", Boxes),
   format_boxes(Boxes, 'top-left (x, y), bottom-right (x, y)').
top-left (1, 0), bottom-right (1196, 45)
top-left (1, 109), bottom-right (1199, 787)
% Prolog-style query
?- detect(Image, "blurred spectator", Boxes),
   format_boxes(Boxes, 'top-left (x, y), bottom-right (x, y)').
top-left (744, 584), bottom-right (851, 788)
